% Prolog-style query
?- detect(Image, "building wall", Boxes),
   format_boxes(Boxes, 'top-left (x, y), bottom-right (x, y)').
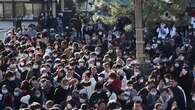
top-left (0, 0), bottom-right (57, 20)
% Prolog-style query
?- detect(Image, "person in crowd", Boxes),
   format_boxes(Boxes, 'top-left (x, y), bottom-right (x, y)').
top-left (0, 11), bottom-right (194, 110)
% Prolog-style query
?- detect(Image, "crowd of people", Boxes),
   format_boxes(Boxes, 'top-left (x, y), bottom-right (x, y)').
top-left (0, 12), bottom-right (195, 110)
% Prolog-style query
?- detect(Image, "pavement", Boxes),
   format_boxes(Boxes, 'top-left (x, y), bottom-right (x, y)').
top-left (0, 21), bottom-right (37, 40)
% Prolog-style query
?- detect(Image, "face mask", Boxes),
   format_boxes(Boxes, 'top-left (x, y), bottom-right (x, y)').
top-left (99, 31), bottom-right (103, 35)
top-left (128, 86), bottom-right (133, 90)
top-left (29, 53), bottom-right (33, 57)
top-left (139, 79), bottom-right (144, 83)
top-left (98, 77), bottom-right (104, 82)
top-left (33, 64), bottom-right (39, 69)
top-left (35, 93), bottom-right (41, 98)
top-left (2, 89), bottom-right (8, 94)
top-left (175, 63), bottom-right (179, 67)
top-left (150, 91), bottom-right (157, 96)
top-left (62, 85), bottom-right (69, 90)
top-left (95, 51), bottom-right (101, 55)
top-left (79, 63), bottom-right (84, 67)
top-left (123, 96), bottom-right (129, 101)
top-left (80, 98), bottom-right (86, 103)
top-left (9, 76), bottom-right (16, 81)
top-left (192, 96), bottom-right (195, 102)
top-left (20, 62), bottom-right (25, 67)
top-left (14, 92), bottom-right (20, 96)
top-left (134, 71), bottom-right (140, 76)
top-left (96, 62), bottom-right (101, 67)
top-left (53, 54), bottom-right (58, 58)
top-left (88, 64), bottom-right (94, 68)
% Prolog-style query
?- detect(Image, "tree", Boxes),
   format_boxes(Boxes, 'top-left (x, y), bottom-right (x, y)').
top-left (93, 0), bottom-right (186, 30)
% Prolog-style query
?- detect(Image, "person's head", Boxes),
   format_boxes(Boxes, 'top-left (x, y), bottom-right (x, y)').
top-left (103, 62), bottom-right (110, 71)
top-left (14, 87), bottom-right (21, 97)
top-left (1, 85), bottom-right (9, 94)
top-left (66, 65), bottom-right (74, 75)
top-left (30, 77), bottom-right (39, 89)
top-left (133, 101), bottom-right (142, 110)
top-left (5, 71), bottom-right (15, 81)
top-left (90, 66), bottom-right (97, 74)
top-left (146, 80), bottom-right (155, 90)
top-left (29, 102), bottom-right (42, 110)
top-left (108, 71), bottom-right (117, 80)
top-left (82, 71), bottom-right (91, 81)
top-left (169, 77), bottom-right (178, 88)
top-left (149, 88), bottom-right (158, 96)
top-left (154, 103), bottom-right (163, 110)
top-left (98, 101), bottom-right (106, 110)
top-left (78, 58), bottom-right (85, 67)
top-left (107, 100), bottom-right (120, 110)
top-left (20, 80), bottom-right (30, 91)
top-left (45, 100), bottom-right (54, 109)
top-left (60, 78), bottom-right (69, 89)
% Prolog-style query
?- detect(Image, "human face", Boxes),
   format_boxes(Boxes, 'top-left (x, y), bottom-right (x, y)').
top-left (133, 102), bottom-right (142, 110)
top-left (170, 79), bottom-right (177, 88)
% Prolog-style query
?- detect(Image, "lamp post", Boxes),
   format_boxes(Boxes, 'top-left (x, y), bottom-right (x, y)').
top-left (134, 0), bottom-right (145, 63)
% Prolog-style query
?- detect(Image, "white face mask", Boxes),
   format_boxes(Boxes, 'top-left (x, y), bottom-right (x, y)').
top-left (80, 98), bottom-right (86, 103)
top-left (35, 93), bottom-right (41, 98)
top-left (192, 96), bottom-right (195, 102)
top-left (150, 91), bottom-right (157, 96)
top-left (128, 86), bottom-right (133, 90)
top-left (123, 95), bottom-right (129, 100)
top-left (134, 71), bottom-right (140, 76)
top-left (33, 64), bottom-right (39, 69)
top-left (29, 53), bottom-right (33, 57)
top-left (14, 92), bottom-right (20, 96)
top-left (62, 85), bottom-right (69, 90)
top-left (175, 63), bottom-right (179, 67)
top-left (139, 79), bottom-right (144, 83)
top-left (2, 89), bottom-right (8, 94)
top-left (96, 62), bottom-right (101, 67)
top-left (98, 77), bottom-right (104, 82)
top-left (79, 63), bottom-right (84, 67)
top-left (9, 76), bottom-right (16, 81)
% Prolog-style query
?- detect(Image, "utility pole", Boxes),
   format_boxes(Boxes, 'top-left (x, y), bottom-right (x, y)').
top-left (134, 0), bottom-right (145, 62)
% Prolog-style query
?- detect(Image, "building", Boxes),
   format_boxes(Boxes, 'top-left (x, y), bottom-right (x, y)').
top-left (0, 0), bottom-right (60, 20)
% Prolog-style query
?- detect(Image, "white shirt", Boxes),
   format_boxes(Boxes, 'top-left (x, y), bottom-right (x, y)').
top-left (156, 27), bottom-right (169, 39)
top-left (170, 26), bottom-right (176, 38)
top-left (191, 17), bottom-right (195, 29)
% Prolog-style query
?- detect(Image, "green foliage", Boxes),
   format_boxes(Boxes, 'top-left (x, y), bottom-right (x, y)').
top-left (92, 0), bottom-right (185, 28)
top-left (64, 0), bottom-right (75, 9)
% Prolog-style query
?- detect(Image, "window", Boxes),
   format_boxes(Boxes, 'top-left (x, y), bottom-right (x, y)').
top-left (4, 3), bottom-right (13, 18)
top-left (0, 3), bottom-right (3, 18)
top-left (33, 3), bottom-right (42, 17)
top-left (24, 3), bottom-right (33, 19)
top-left (15, 3), bottom-right (24, 17)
